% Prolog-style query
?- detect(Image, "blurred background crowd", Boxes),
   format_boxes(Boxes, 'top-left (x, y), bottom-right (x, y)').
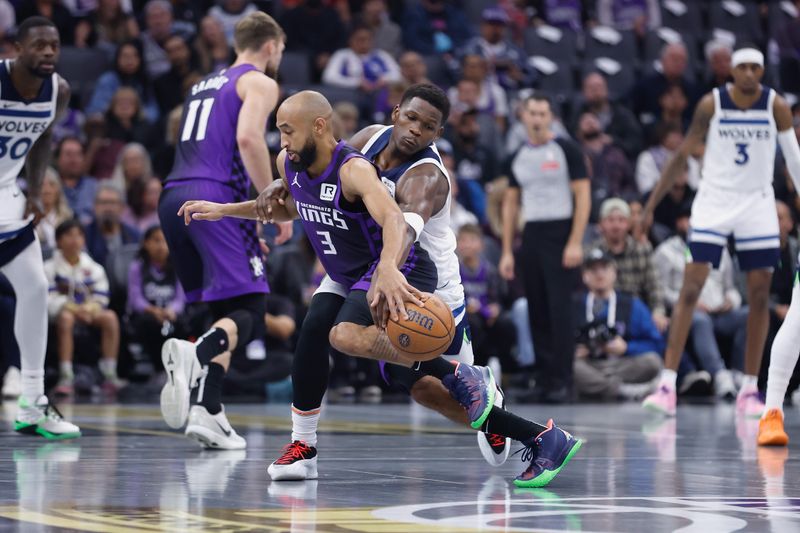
top-left (2, 0), bottom-right (800, 406)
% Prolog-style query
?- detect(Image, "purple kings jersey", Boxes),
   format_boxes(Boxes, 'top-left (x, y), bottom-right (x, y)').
top-left (286, 141), bottom-right (386, 288)
top-left (167, 64), bottom-right (264, 193)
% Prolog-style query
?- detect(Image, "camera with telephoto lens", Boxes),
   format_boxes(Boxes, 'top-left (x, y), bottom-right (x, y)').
top-left (576, 320), bottom-right (619, 358)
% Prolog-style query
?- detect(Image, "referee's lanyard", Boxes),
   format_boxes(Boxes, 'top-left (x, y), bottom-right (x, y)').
top-left (586, 291), bottom-right (616, 328)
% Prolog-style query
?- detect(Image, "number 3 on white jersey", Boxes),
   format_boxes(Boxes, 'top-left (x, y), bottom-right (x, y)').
top-left (317, 231), bottom-right (337, 255)
top-left (734, 143), bottom-right (749, 165)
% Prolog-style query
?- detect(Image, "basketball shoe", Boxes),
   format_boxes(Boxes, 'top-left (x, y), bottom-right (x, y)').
top-left (268, 441), bottom-right (318, 481)
top-left (642, 384), bottom-right (677, 416)
top-left (737, 385), bottom-right (765, 418)
top-left (184, 405), bottom-right (246, 449)
top-left (442, 362), bottom-right (496, 429)
top-left (514, 419), bottom-right (582, 488)
top-left (477, 384), bottom-right (510, 466)
top-left (758, 409), bottom-right (789, 446)
top-left (14, 395), bottom-right (81, 440)
top-left (160, 338), bottom-right (203, 429)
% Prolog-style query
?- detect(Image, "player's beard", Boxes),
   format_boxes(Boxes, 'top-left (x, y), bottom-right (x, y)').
top-left (287, 137), bottom-right (317, 172)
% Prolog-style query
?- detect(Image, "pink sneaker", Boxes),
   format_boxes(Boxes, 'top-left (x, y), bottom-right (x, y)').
top-left (642, 385), bottom-right (676, 416)
top-left (736, 387), bottom-right (765, 418)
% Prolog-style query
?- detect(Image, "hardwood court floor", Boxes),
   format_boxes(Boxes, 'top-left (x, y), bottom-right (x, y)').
top-left (1, 400), bottom-right (799, 532)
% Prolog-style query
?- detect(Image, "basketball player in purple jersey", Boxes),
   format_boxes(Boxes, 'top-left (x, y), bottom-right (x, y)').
top-left (156, 12), bottom-right (285, 449)
top-left (183, 91), bottom-right (582, 488)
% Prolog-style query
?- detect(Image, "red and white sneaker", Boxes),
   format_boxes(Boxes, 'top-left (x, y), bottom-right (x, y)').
top-left (476, 385), bottom-right (510, 466)
top-left (268, 441), bottom-right (318, 481)
top-left (642, 384), bottom-right (676, 416)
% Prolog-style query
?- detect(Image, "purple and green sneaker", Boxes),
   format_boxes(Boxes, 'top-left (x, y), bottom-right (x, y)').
top-left (514, 419), bottom-right (582, 488)
top-left (442, 362), bottom-right (497, 430)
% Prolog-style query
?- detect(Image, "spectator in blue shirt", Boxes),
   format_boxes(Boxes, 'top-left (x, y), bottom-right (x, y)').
top-left (402, 0), bottom-right (473, 56)
top-left (573, 248), bottom-right (663, 401)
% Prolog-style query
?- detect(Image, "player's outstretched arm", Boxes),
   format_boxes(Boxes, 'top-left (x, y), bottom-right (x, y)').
top-left (394, 164), bottom-right (449, 258)
top-left (236, 72), bottom-right (279, 193)
top-left (774, 95), bottom-right (800, 191)
top-left (24, 76), bottom-right (70, 223)
top-left (642, 93), bottom-right (714, 229)
top-left (340, 157), bottom-right (424, 322)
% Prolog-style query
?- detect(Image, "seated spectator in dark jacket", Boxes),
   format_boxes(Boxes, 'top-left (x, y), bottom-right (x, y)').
top-left (56, 137), bottom-right (98, 226)
top-left (573, 248), bottom-right (663, 401)
top-left (153, 33), bottom-right (200, 114)
top-left (451, 108), bottom-right (496, 224)
top-left (85, 185), bottom-right (141, 267)
top-left (457, 224), bottom-right (517, 372)
top-left (126, 226), bottom-right (187, 368)
top-left (575, 111), bottom-right (636, 221)
top-left (629, 42), bottom-right (698, 129)
top-left (402, 0), bottom-right (473, 56)
top-left (571, 72), bottom-right (642, 160)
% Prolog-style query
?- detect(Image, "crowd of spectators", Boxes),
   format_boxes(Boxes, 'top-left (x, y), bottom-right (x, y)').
top-left (3, 0), bottom-right (800, 406)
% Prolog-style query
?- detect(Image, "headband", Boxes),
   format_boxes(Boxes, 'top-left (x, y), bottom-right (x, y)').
top-left (731, 48), bottom-right (764, 68)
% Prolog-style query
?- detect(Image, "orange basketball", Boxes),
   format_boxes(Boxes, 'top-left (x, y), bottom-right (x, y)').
top-left (386, 294), bottom-right (455, 361)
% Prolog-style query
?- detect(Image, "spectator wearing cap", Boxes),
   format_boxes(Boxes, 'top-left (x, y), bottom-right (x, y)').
top-left (654, 207), bottom-right (744, 399)
top-left (500, 93), bottom-right (590, 403)
top-left (457, 7), bottom-right (532, 91)
top-left (570, 72), bottom-right (642, 160)
top-left (573, 247), bottom-right (663, 401)
top-left (591, 197), bottom-right (670, 333)
top-left (402, 0), bottom-right (474, 56)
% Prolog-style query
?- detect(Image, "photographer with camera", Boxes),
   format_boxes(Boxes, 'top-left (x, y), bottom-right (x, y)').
top-left (573, 248), bottom-right (664, 401)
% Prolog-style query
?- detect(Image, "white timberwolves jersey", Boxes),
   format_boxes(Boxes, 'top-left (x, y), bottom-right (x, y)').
top-left (702, 84), bottom-right (777, 191)
top-left (0, 60), bottom-right (58, 241)
top-left (361, 126), bottom-right (466, 315)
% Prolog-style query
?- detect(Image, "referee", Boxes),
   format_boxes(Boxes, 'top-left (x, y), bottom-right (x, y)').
top-left (500, 94), bottom-right (591, 403)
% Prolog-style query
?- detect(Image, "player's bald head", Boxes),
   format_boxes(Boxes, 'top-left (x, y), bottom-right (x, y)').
top-left (277, 91), bottom-right (333, 131)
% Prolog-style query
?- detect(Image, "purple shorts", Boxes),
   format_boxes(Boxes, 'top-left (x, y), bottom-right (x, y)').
top-left (159, 179), bottom-right (269, 303)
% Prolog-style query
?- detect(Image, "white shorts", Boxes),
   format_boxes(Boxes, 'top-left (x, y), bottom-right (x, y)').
top-left (688, 184), bottom-right (779, 270)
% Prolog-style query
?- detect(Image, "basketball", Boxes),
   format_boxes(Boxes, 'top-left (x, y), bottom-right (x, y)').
top-left (386, 294), bottom-right (455, 361)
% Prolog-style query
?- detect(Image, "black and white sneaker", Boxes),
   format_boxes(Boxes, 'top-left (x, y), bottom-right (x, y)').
top-left (268, 441), bottom-right (318, 480)
top-left (160, 338), bottom-right (203, 429)
top-left (476, 385), bottom-right (510, 466)
top-left (184, 405), bottom-right (246, 450)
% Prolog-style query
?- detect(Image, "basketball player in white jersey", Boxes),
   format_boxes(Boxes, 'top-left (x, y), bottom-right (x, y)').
top-left (0, 17), bottom-right (79, 438)
top-left (640, 44), bottom-right (800, 419)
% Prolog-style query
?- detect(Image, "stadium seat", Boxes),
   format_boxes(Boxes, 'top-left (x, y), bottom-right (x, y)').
top-left (708, 0), bottom-right (763, 43)
top-left (523, 25), bottom-right (579, 68)
top-left (105, 243), bottom-right (140, 315)
top-left (660, 0), bottom-right (704, 34)
top-left (767, 0), bottom-right (798, 35)
top-left (643, 28), bottom-right (698, 67)
top-left (278, 51), bottom-right (312, 85)
top-left (463, 0), bottom-right (496, 29)
top-left (529, 56), bottom-right (575, 95)
top-left (57, 47), bottom-right (110, 104)
top-left (584, 27), bottom-right (637, 66)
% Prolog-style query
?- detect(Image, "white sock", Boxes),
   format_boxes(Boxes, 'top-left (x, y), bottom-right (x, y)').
top-left (740, 374), bottom-right (758, 391)
top-left (659, 368), bottom-right (677, 389)
top-left (291, 405), bottom-right (320, 447)
top-left (764, 285), bottom-right (800, 413)
top-left (20, 369), bottom-right (44, 404)
top-left (99, 358), bottom-right (117, 379)
top-left (59, 361), bottom-right (73, 379)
